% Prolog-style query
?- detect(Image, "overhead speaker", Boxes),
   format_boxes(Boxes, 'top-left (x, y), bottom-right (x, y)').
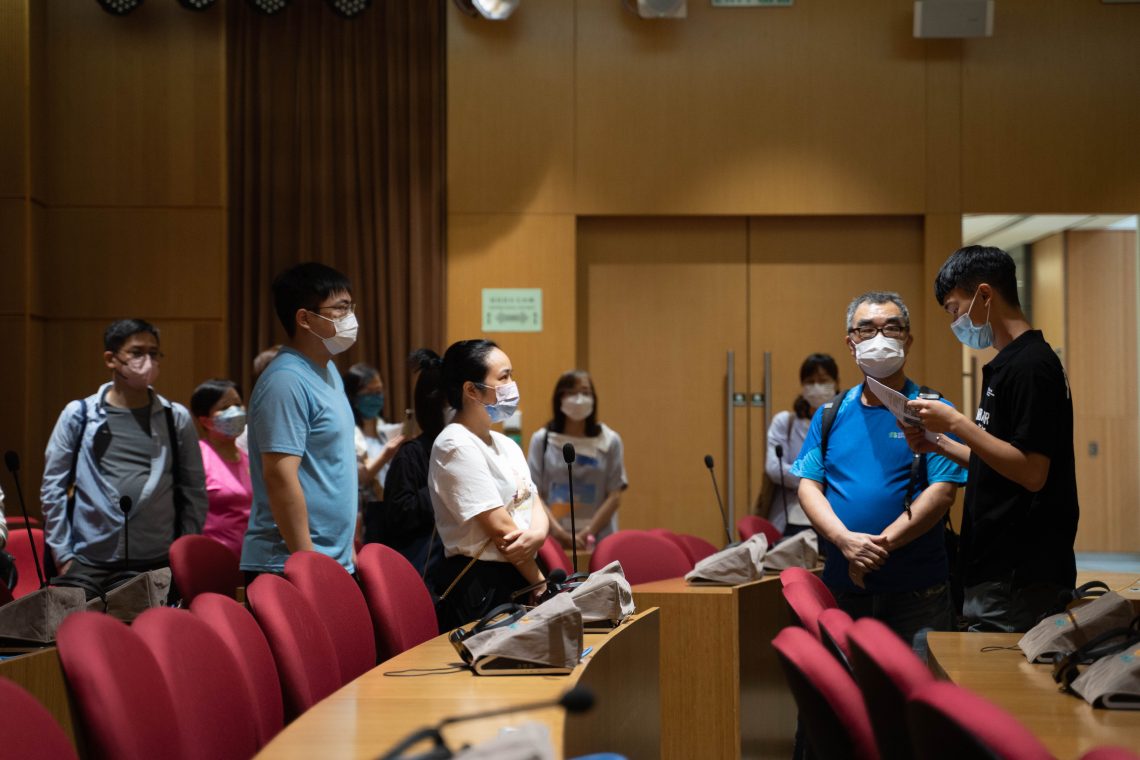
top-left (623, 0), bottom-right (686, 20)
top-left (914, 0), bottom-right (993, 38)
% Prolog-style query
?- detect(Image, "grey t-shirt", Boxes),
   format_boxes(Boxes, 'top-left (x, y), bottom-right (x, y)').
top-left (526, 424), bottom-right (628, 540)
top-left (99, 405), bottom-right (164, 513)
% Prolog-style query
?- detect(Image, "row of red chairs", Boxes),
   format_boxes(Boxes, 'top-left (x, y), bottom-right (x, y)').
top-left (537, 528), bottom-right (722, 585)
top-left (774, 568), bottom-right (1138, 760)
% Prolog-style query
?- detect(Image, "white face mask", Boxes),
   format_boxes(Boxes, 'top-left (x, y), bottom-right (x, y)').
top-left (802, 382), bottom-right (836, 408)
top-left (481, 380), bottom-right (520, 423)
top-left (308, 311), bottom-right (358, 355)
top-left (854, 334), bottom-right (906, 379)
top-left (560, 393), bottom-right (594, 422)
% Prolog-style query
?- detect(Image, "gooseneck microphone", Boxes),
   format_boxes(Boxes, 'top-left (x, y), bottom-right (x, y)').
top-left (703, 455), bottom-right (733, 546)
top-left (774, 444), bottom-right (789, 532)
top-left (563, 442), bottom-right (579, 572)
top-left (4, 451), bottom-right (47, 588)
top-left (378, 686), bottom-right (595, 759)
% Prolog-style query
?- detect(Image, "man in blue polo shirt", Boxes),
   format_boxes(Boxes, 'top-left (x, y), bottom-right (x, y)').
top-left (792, 291), bottom-right (966, 651)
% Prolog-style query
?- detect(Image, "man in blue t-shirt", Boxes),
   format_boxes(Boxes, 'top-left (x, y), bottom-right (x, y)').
top-left (242, 263), bottom-right (360, 575)
top-left (791, 291), bottom-right (967, 651)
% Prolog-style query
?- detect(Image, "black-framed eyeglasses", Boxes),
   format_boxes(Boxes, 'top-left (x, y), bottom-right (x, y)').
top-left (314, 302), bottom-right (356, 319)
top-left (117, 349), bottom-right (164, 367)
top-left (847, 323), bottom-right (908, 340)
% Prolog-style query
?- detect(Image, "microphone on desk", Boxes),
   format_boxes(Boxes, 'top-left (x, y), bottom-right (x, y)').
top-left (376, 686), bottom-right (595, 759)
top-left (563, 442), bottom-right (579, 573)
top-left (703, 455), bottom-right (734, 546)
top-left (774, 444), bottom-right (789, 534)
top-left (4, 450), bottom-right (47, 589)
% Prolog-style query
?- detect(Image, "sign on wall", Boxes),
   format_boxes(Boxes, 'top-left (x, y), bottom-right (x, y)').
top-left (712, 0), bottom-right (793, 7)
top-left (482, 288), bottom-right (543, 333)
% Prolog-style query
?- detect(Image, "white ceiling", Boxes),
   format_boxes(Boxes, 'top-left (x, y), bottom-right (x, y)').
top-left (962, 214), bottom-right (1138, 249)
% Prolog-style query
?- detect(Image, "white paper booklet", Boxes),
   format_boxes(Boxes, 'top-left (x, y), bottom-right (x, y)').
top-left (864, 377), bottom-right (939, 444)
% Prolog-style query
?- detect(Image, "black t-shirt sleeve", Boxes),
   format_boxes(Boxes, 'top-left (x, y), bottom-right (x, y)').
top-left (1004, 352), bottom-right (1065, 459)
top-left (380, 442), bottom-right (433, 537)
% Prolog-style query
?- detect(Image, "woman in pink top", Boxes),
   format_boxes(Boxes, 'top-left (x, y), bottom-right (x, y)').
top-left (190, 379), bottom-right (253, 558)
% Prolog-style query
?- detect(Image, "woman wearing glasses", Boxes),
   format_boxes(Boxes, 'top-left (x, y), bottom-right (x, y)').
top-left (426, 339), bottom-right (551, 629)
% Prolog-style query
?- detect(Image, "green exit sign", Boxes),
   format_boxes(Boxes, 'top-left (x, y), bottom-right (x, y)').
top-left (712, 0), bottom-right (793, 6)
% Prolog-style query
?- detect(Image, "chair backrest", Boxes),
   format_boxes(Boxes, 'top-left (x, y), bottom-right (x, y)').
top-left (779, 566), bottom-right (838, 608)
top-left (907, 681), bottom-right (1053, 760)
top-left (647, 528), bottom-right (697, 569)
top-left (589, 530), bottom-right (692, 584)
top-left (817, 607), bottom-right (855, 668)
top-left (356, 543), bottom-right (439, 662)
top-left (168, 534), bottom-right (243, 605)
top-left (0, 677), bottom-right (79, 760)
top-left (190, 592), bottom-right (284, 745)
top-left (8, 527), bottom-right (45, 598)
top-left (133, 607), bottom-right (261, 760)
top-left (537, 535), bottom-right (574, 575)
top-left (676, 534), bottom-right (720, 564)
top-left (772, 626), bottom-right (879, 760)
top-left (737, 514), bottom-right (782, 546)
top-left (284, 550), bottom-right (376, 684)
top-left (782, 580), bottom-right (830, 639)
top-left (55, 612), bottom-right (187, 760)
top-left (246, 573), bottom-right (341, 721)
top-left (847, 617), bottom-right (935, 760)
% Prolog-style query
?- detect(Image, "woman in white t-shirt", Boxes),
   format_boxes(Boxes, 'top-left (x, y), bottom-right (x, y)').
top-left (765, 353), bottom-right (840, 535)
top-left (427, 339), bottom-right (551, 628)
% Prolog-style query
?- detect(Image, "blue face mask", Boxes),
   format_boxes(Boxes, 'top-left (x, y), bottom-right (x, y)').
top-left (212, 406), bottom-right (247, 438)
top-left (354, 393), bottom-right (384, 420)
top-left (480, 381), bottom-right (520, 423)
top-left (950, 289), bottom-right (994, 350)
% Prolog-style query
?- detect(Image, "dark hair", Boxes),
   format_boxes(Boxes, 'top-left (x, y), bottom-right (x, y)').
top-left (252, 345), bottom-right (281, 380)
top-left (793, 353), bottom-right (839, 419)
top-left (342, 363), bottom-right (381, 427)
top-left (104, 319), bottom-right (160, 354)
top-left (272, 262), bottom-right (352, 337)
top-left (440, 339), bottom-right (499, 411)
top-left (934, 245), bottom-right (1021, 308)
top-left (409, 349), bottom-right (447, 442)
top-left (548, 370), bottom-right (601, 437)
top-left (190, 378), bottom-right (240, 419)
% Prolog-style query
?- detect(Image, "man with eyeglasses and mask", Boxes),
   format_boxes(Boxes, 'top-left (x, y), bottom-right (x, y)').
top-left (791, 292), bottom-right (967, 654)
top-left (41, 319), bottom-right (208, 584)
top-left (241, 262), bottom-right (360, 577)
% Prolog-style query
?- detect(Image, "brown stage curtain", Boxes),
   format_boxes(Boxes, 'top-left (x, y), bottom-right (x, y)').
top-left (227, 0), bottom-right (446, 417)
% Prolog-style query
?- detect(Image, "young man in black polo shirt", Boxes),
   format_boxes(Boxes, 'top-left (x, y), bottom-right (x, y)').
top-left (904, 245), bottom-right (1078, 632)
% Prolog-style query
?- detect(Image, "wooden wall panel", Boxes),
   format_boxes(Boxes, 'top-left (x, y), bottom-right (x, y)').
top-left (0, 1), bottom-right (28, 199)
top-left (961, 1), bottom-right (1140, 211)
top-left (38, 207), bottom-right (225, 319)
top-left (1065, 230), bottom-right (1138, 552)
top-left (446, 213), bottom-right (577, 446)
top-left (0, 200), bottom-right (27, 314)
top-left (41, 0), bottom-right (224, 207)
top-left (447, 2), bottom-right (575, 215)
top-left (1029, 232), bottom-right (1066, 362)
top-left (574, 0), bottom-right (927, 215)
top-left (0, 316), bottom-right (29, 487)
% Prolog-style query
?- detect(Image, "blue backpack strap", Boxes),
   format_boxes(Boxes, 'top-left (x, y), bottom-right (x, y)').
top-left (65, 398), bottom-right (89, 526)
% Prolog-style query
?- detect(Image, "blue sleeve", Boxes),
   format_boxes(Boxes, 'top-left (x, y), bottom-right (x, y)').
top-left (926, 398), bottom-right (968, 485)
top-left (790, 405), bottom-right (825, 482)
top-left (252, 370), bottom-right (311, 457)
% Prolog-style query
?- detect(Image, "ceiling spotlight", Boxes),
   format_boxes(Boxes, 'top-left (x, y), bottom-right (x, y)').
top-left (177, 0), bottom-right (216, 10)
top-left (326, 0), bottom-right (371, 18)
top-left (623, 0), bottom-right (686, 19)
top-left (247, 0), bottom-right (291, 15)
top-left (97, 0), bottom-right (144, 15)
top-left (453, 0), bottom-right (519, 21)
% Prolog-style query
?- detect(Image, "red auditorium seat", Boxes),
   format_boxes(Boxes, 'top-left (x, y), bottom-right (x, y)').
top-left (772, 626), bottom-right (879, 760)
top-left (537, 534), bottom-right (574, 575)
top-left (588, 530), bottom-right (692, 584)
top-left (647, 528), bottom-right (697, 569)
top-left (847, 617), bottom-right (935, 760)
top-left (56, 612), bottom-right (188, 760)
top-left (906, 681), bottom-right (1053, 760)
top-left (737, 514), bottom-right (782, 546)
top-left (779, 566), bottom-right (838, 608)
top-left (284, 550), bottom-right (376, 684)
top-left (0, 677), bottom-right (78, 760)
top-left (190, 592), bottom-right (284, 745)
top-left (817, 606), bottom-right (855, 667)
top-left (134, 607), bottom-right (260, 760)
top-left (782, 580), bottom-right (834, 640)
top-left (356, 543), bottom-right (440, 661)
top-left (246, 573), bottom-right (341, 721)
top-left (676, 533), bottom-right (720, 564)
top-left (168, 534), bottom-right (243, 605)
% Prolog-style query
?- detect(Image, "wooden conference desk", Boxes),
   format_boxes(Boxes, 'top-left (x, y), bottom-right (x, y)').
top-left (257, 609), bottom-right (661, 760)
top-left (633, 576), bottom-right (796, 760)
top-left (927, 631), bottom-right (1140, 759)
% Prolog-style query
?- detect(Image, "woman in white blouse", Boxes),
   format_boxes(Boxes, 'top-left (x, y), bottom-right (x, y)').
top-left (766, 353), bottom-right (840, 536)
top-left (427, 339), bottom-right (550, 628)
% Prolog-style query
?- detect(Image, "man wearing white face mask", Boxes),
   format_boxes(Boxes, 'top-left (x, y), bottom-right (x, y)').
top-left (41, 319), bottom-right (208, 584)
top-left (906, 246), bottom-right (1078, 632)
top-left (242, 263), bottom-right (360, 576)
top-left (791, 292), bottom-right (967, 654)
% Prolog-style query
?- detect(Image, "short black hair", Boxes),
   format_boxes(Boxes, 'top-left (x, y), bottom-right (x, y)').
top-left (190, 378), bottom-right (240, 418)
top-left (440, 339), bottom-right (499, 411)
top-left (104, 319), bottom-right (160, 353)
top-left (409, 348), bottom-right (447, 442)
top-left (793, 353), bottom-right (839, 419)
top-left (272, 262), bottom-right (352, 337)
top-left (934, 245), bottom-right (1020, 308)
top-left (342, 363), bottom-right (381, 427)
